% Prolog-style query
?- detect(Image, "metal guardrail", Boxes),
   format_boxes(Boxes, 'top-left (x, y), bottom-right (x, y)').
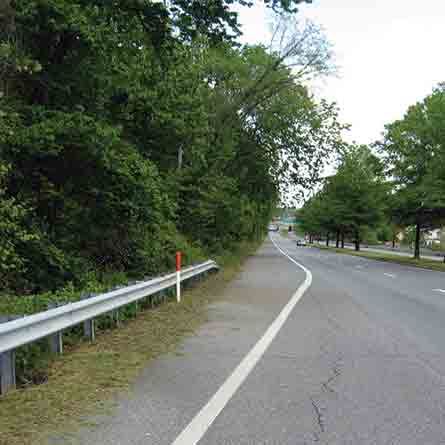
top-left (0, 260), bottom-right (218, 394)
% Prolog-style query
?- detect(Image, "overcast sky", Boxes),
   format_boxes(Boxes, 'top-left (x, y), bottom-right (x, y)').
top-left (237, 0), bottom-right (445, 145)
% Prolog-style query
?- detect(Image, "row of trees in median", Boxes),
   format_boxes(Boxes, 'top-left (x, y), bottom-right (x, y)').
top-left (300, 144), bottom-right (387, 251)
top-left (300, 84), bottom-right (445, 260)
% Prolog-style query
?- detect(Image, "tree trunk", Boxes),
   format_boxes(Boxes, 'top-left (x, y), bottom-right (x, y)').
top-left (414, 222), bottom-right (421, 259)
top-left (326, 233), bottom-right (329, 247)
top-left (177, 145), bottom-right (183, 169)
top-left (341, 232), bottom-right (345, 248)
top-left (355, 230), bottom-right (360, 251)
top-left (336, 230), bottom-right (340, 248)
top-left (392, 235), bottom-right (396, 249)
top-left (0, 1), bottom-right (15, 36)
top-left (1, 0), bottom-right (15, 97)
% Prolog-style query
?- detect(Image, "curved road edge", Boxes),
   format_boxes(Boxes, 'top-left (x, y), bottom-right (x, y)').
top-left (171, 235), bottom-right (313, 445)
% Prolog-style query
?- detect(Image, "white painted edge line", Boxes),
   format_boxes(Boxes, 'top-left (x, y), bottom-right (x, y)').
top-left (384, 273), bottom-right (396, 278)
top-left (433, 289), bottom-right (445, 293)
top-left (171, 235), bottom-right (312, 445)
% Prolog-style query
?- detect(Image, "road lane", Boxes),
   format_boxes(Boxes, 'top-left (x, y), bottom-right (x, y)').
top-left (198, 234), bottom-right (445, 444)
top-left (304, 240), bottom-right (445, 306)
top-left (64, 239), bottom-right (307, 445)
top-left (287, 237), bottom-right (445, 364)
top-left (64, 234), bottom-right (445, 445)
top-left (172, 239), bottom-right (311, 445)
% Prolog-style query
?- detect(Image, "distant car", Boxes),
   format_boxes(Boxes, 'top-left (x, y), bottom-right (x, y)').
top-left (268, 224), bottom-right (279, 232)
top-left (296, 239), bottom-right (307, 246)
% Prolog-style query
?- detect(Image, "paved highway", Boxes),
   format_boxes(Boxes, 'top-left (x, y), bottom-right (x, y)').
top-left (65, 234), bottom-right (445, 444)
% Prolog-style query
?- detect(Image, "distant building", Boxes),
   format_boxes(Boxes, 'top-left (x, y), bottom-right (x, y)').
top-left (424, 228), bottom-right (442, 247)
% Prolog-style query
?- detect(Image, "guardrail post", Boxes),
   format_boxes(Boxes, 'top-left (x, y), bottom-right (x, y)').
top-left (113, 310), bottom-right (120, 326)
top-left (0, 348), bottom-right (15, 395)
top-left (49, 331), bottom-right (63, 354)
top-left (0, 316), bottom-right (18, 395)
top-left (127, 282), bottom-right (140, 314)
top-left (81, 293), bottom-right (96, 341)
top-left (176, 251), bottom-right (182, 302)
top-left (47, 303), bottom-right (63, 354)
top-left (111, 286), bottom-right (124, 325)
top-left (84, 318), bottom-right (95, 341)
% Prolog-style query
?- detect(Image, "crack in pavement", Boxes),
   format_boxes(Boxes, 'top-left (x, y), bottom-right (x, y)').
top-left (322, 362), bottom-right (342, 394)
top-left (309, 358), bottom-right (343, 443)
top-left (310, 396), bottom-right (325, 442)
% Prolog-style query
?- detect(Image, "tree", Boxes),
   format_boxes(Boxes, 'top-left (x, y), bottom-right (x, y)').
top-left (168, 0), bottom-right (313, 44)
top-left (300, 193), bottom-right (324, 243)
top-left (0, 0), bottom-right (342, 294)
top-left (0, 163), bottom-right (40, 290)
top-left (378, 84), bottom-right (445, 259)
top-left (300, 145), bottom-right (387, 251)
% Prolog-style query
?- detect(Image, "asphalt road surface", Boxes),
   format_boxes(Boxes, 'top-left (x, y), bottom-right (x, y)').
top-left (63, 234), bottom-right (445, 445)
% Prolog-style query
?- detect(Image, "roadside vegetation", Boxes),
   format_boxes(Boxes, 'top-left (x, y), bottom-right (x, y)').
top-left (0, 1), bottom-right (343, 387)
top-left (0, 0), bottom-right (341, 297)
top-left (0, 239), bottom-right (261, 445)
top-left (300, 84), bottom-right (445, 260)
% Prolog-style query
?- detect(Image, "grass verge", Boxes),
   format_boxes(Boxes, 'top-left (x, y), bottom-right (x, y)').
top-left (0, 239), bottom-right (262, 445)
top-left (313, 245), bottom-right (445, 272)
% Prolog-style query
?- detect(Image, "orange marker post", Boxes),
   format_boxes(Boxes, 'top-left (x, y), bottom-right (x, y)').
top-left (176, 251), bottom-right (182, 302)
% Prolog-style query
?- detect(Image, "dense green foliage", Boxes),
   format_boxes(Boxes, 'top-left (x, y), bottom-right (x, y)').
top-left (301, 84), bottom-right (445, 259)
top-left (0, 0), bottom-right (342, 296)
top-left (378, 84), bottom-right (445, 257)
top-left (300, 145), bottom-right (387, 250)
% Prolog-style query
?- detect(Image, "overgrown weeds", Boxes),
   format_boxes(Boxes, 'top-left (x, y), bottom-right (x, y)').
top-left (0, 239), bottom-right (261, 445)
